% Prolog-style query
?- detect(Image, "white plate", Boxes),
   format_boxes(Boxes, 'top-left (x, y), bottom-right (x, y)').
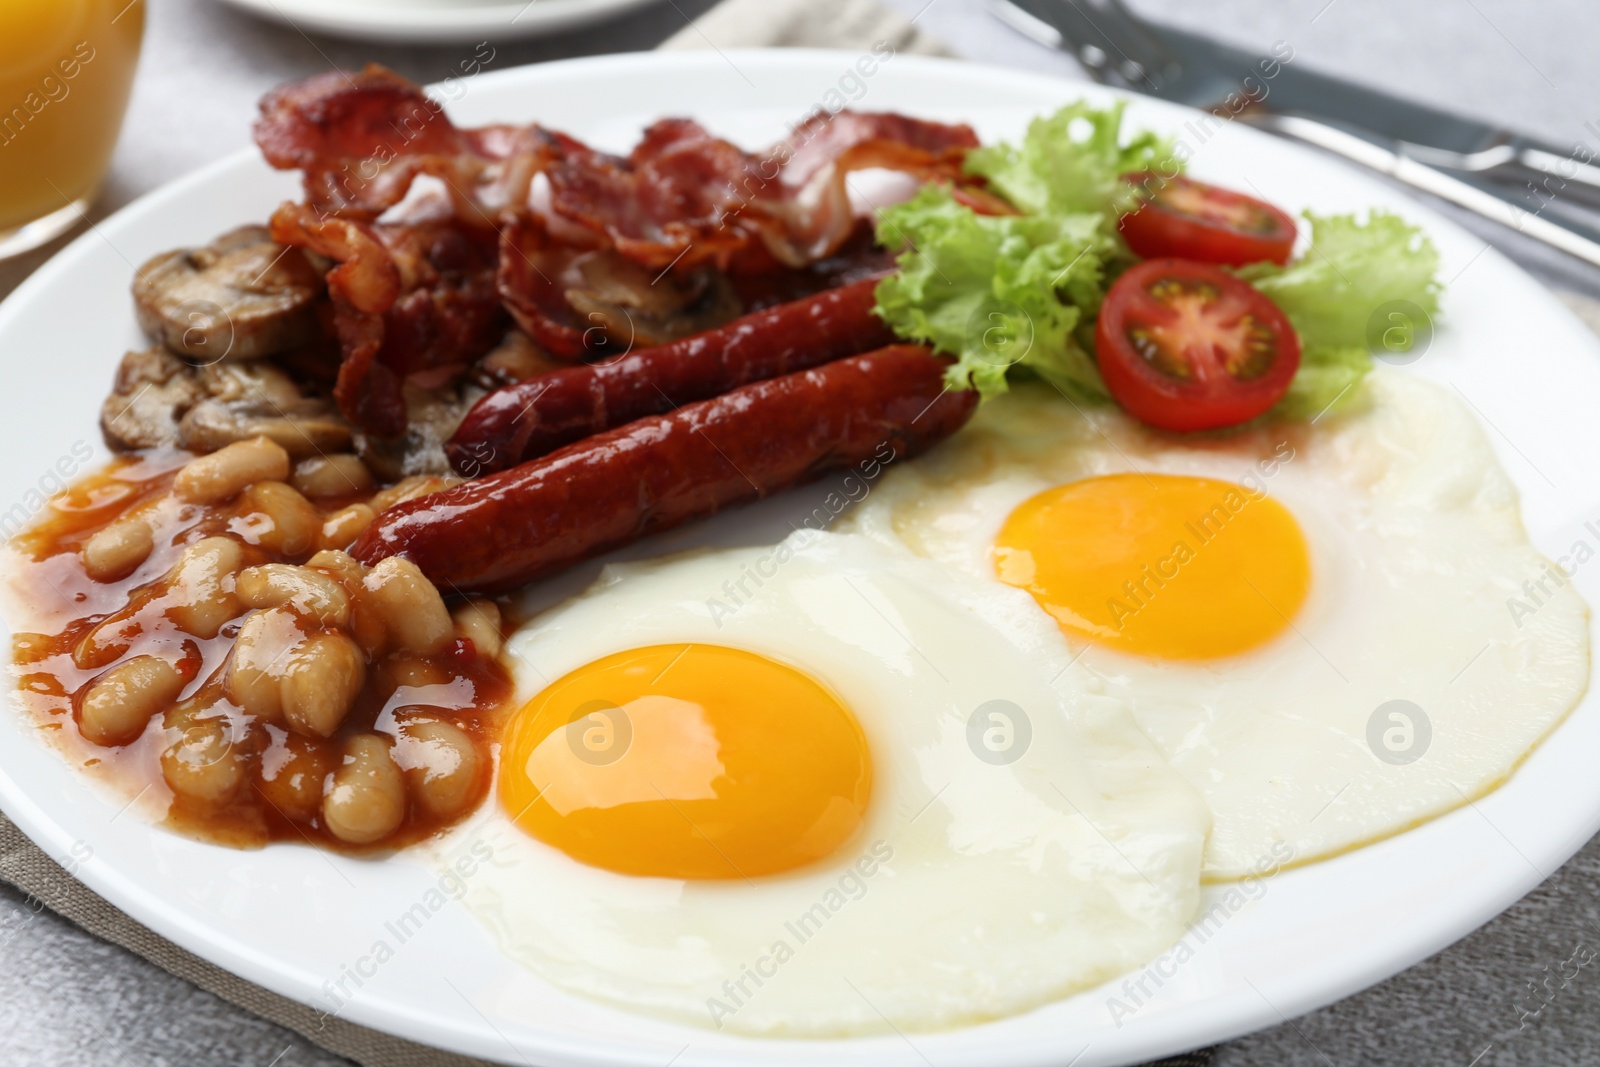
top-left (212, 0), bottom-right (663, 44)
top-left (2, 50), bottom-right (1598, 1067)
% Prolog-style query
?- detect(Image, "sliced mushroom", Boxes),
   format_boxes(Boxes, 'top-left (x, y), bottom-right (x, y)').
top-left (100, 347), bottom-right (352, 457)
top-left (470, 329), bottom-right (567, 389)
top-left (133, 225), bottom-right (324, 361)
top-left (354, 380), bottom-right (484, 482)
top-left (177, 362), bottom-right (352, 458)
top-left (562, 251), bottom-right (741, 350)
top-left (100, 347), bottom-right (206, 451)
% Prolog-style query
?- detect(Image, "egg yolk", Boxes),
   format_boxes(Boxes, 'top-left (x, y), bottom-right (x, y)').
top-left (499, 644), bottom-right (872, 880)
top-left (994, 473), bottom-right (1310, 659)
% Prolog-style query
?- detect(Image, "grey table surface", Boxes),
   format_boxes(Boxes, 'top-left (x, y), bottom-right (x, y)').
top-left (4, 1), bottom-right (1600, 1064)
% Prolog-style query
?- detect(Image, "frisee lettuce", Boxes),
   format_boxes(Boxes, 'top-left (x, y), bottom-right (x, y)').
top-left (873, 185), bottom-right (1113, 402)
top-left (1239, 211), bottom-right (1442, 418)
top-left (963, 100), bottom-right (1175, 221)
top-left (872, 101), bottom-right (1445, 423)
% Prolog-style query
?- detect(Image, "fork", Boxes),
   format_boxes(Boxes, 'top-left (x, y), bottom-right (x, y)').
top-left (989, 0), bottom-right (1600, 270)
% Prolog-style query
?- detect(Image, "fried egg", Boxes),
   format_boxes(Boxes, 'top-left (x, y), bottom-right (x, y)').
top-left (846, 367), bottom-right (1590, 879)
top-left (428, 532), bottom-right (1209, 1035)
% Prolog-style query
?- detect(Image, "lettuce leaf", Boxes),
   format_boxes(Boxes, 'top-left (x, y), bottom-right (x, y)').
top-left (963, 100), bottom-right (1175, 220)
top-left (876, 100), bottom-right (1171, 404)
top-left (873, 185), bottom-right (1114, 402)
top-left (1273, 343), bottom-right (1372, 420)
top-left (1241, 211), bottom-right (1442, 418)
top-left (873, 102), bottom-right (1445, 424)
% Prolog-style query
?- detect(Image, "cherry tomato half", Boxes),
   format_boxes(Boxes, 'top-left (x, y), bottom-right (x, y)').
top-left (1119, 172), bottom-right (1297, 266)
top-left (1095, 259), bottom-right (1301, 432)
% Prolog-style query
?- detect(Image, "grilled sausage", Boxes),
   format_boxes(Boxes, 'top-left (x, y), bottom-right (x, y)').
top-left (354, 346), bottom-right (974, 592)
top-left (444, 276), bottom-right (894, 476)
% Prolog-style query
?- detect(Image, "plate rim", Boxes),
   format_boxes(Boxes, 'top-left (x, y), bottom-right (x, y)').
top-left (1, 46), bottom-right (1597, 1067)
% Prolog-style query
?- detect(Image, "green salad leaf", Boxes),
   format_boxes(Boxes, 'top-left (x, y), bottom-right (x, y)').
top-left (1240, 211), bottom-right (1442, 418)
top-left (873, 185), bottom-right (1113, 402)
top-left (873, 102), bottom-right (1445, 424)
top-left (963, 100), bottom-right (1175, 220)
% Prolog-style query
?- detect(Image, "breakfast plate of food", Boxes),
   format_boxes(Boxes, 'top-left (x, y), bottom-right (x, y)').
top-left (1, 48), bottom-right (1597, 1067)
top-left (212, 0), bottom-right (663, 45)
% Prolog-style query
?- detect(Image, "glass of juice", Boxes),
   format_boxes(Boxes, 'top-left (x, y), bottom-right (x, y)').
top-left (0, 0), bottom-right (145, 259)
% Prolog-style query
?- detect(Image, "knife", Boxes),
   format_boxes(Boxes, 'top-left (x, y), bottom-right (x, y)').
top-left (990, 0), bottom-right (1600, 268)
top-left (991, 0), bottom-right (1600, 211)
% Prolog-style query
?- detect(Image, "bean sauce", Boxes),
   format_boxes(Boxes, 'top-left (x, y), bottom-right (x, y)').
top-left (6, 447), bottom-right (514, 852)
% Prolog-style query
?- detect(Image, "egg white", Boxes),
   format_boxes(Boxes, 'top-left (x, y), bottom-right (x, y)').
top-left (845, 368), bottom-right (1590, 879)
top-left (425, 532), bottom-right (1209, 1036)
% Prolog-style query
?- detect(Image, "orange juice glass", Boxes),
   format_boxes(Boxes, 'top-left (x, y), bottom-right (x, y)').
top-left (0, 0), bottom-right (145, 258)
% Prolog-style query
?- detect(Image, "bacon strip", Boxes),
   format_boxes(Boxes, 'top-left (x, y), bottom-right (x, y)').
top-left (495, 213), bottom-right (741, 363)
top-left (255, 66), bottom-right (472, 221)
top-left (269, 203), bottom-right (505, 436)
top-left (544, 118), bottom-right (754, 272)
top-left (779, 110), bottom-right (981, 188)
top-left (253, 64), bottom-right (984, 271)
top-left (251, 66), bottom-right (992, 435)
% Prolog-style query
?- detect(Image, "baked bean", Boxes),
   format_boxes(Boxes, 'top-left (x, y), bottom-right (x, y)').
top-left (319, 503), bottom-right (375, 551)
top-left (83, 517), bottom-right (154, 582)
top-left (368, 474), bottom-right (463, 513)
top-left (257, 730), bottom-right (337, 823)
top-left (13, 447), bottom-right (521, 854)
top-left (13, 632), bottom-right (52, 665)
top-left (451, 598), bottom-right (502, 660)
top-left (174, 436), bottom-right (290, 504)
top-left (291, 454), bottom-right (375, 499)
top-left (381, 655), bottom-right (451, 693)
top-left (347, 609), bottom-right (387, 660)
top-left (363, 558), bottom-right (452, 655)
top-left (225, 607), bottom-right (305, 724)
top-left (234, 481), bottom-right (320, 557)
top-left (237, 564), bottom-right (350, 627)
top-left (322, 734), bottom-right (405, 844)
top-left (164, 536), bottom-right (244, 639)
top-left (396, 718), bottom-right (484, 819)
top-left (161, 701), bottom-right (246, 804)
top-left (281, 633), bottom-right (366, 738)
top-left (305, 549), bottom-right (368, 589)
top-left (308, 550), bottom-right (384, 654)
top-left (368, 476), bottom-right (425, 514)
top-left (72, 613), bottom-right (138, 671)
top-left (78, 655), bottom-right (185, 747)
